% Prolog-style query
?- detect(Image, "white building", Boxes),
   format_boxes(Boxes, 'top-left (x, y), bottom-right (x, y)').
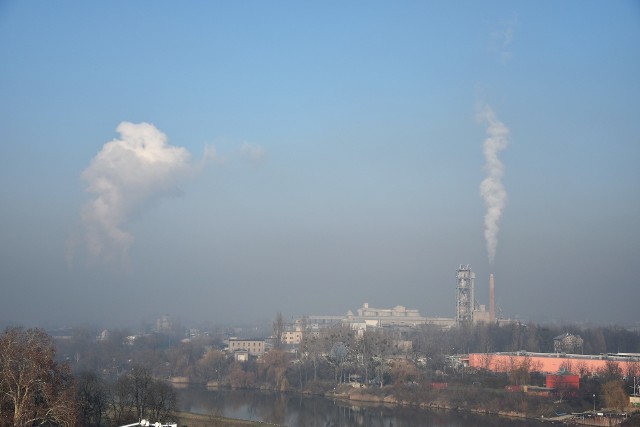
top-left (298, 303), bottom-right (455, 333)
top-left (228, 338), bottom-right (267, 356)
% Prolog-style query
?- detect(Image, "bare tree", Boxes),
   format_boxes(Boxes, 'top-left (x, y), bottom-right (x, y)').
top-left (367, 331), bottom-right (392, 387)
top-left (598, 360), bottom-right (623, 382)
top-left (0, 327), bottom-right (77, 427)
top-left (196, 349), bottom-right (229, 383)
top-left (601, 380), bottom-right (628, 411)
top-left (322, 324), bottom-right (355, 384)
top-left (259, 349), bottom-right (290, 390)
top-left (131, 366), bottom-right (152, 421)
top-left (575, 360), bottom-right (589, 378)
top-left (478, 352), bottom-right (494, 372)
top-left (272, 312), bottom-right (284, 350)
top-left (108, 374), bottom-right (135, 425)
top-left (145, 380), bottom-right (177, 422)
top-left (300, 332), bottom-right (322, 381)
top-left (358, 330), bottom-right (390, 385)
top-left (107, 367), bottom-right (176, 425)
top-left (508, 355), bottom-right (533, 386)
top-left (76, 371), bottom-right (108, 427)
top-left (328, 341), bottom-right (349, 384)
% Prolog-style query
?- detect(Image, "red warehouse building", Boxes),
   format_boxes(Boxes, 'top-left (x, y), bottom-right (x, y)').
top-left (546, 374), bottom-right (580, 390)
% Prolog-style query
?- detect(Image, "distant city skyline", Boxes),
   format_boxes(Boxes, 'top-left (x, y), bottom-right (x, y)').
top-left (1, 1), bottom-right (638, 328)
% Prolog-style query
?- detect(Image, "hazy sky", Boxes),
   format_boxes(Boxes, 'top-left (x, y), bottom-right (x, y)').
top-left (1, 1), bottom-right (639, 329)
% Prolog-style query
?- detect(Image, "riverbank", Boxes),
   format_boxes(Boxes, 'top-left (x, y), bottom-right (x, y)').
top-left (176, 411), bottom-right (284, 427)
top-left (323, 382), bottom-right (563, 424)
top-left (324, 384), bottom-right (638, 426)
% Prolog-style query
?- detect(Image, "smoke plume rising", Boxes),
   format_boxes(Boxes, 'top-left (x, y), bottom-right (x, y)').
top-left (240, 142), bottom-right (266, 165)
top-left (479, 105), bottom-right (509, 264)
top-left (80, 122), bottom-right (192, 264)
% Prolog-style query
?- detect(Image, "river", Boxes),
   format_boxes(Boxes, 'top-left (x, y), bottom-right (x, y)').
top-left (176, 387), bottom-right (547, 427)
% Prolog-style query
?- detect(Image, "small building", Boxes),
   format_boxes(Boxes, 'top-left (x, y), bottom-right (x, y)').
top-left (546, 373), bottom-right (580, 390)
top-left (228, 338), bottom-right (267, 356)
top-left (282, 331), bottom-right (302, 345)
top-left (282, 325), bottom-right (303, 345)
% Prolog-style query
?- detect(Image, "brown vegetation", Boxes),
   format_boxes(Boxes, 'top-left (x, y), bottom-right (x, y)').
top-left (0, 327), bottom-right (77, 427)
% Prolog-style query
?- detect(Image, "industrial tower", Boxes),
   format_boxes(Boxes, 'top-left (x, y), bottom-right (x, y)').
top-left (456, 264), bottom-right (475, 324)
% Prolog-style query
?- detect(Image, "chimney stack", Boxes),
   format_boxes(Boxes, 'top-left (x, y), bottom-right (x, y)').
top-left (489, 273), bottom-right (495, 322)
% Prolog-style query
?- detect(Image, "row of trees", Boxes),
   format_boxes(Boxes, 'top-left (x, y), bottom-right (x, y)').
top-left (76, 367), bottom-right (177, 426)
top-left (54, 319), bottom-right (640, 388)
top-left (0, 327), bottom-right (177, 427)
top-left (410, 321), bottom-right (640, 357)
top-left (195, 330), bottom-right (417, 392)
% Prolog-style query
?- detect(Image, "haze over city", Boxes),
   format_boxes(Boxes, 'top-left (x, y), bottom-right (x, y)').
top-left (0, 1), bottom-right (638, 329)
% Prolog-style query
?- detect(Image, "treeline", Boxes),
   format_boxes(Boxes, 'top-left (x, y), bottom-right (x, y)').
top-left (411, 322), bottom-right (640, 357)
top-left (56, 321), bottom-right (640, 386)
top-left (2, 321), bottom-right (639, 426)
top-left (0, 327), bottom-right (178, 427)
top-left (75, 367), bottom-right (177, 426)
top-left (56, 321), bottom-right (640, 396)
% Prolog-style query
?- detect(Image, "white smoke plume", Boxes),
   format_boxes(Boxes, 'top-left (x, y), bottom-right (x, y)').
top-left (479, 105), bottom-right (509, 265)
top-left (80, 122), bottom-right (192, 264)
top-left (489, 17), bottom-right (518, 64)
top-left (240, 142), bottom-right (266, 165)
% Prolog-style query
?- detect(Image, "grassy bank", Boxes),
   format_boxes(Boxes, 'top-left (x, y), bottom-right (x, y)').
top-left (175, 411), bottom-right (283, 427)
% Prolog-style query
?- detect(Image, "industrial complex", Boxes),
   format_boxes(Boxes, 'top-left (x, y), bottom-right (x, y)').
top-left (297, 264), bottom-right (505, 333)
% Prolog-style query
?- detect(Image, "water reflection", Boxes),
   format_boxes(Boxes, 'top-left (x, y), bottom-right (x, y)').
top-left (176, 387), bottom-right (544, 427)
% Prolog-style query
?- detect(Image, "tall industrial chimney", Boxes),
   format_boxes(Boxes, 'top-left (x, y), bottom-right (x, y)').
top-left (489, 273), bottom-right (495, 322)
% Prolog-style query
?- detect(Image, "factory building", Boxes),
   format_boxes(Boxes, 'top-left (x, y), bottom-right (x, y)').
top-left (298, 303), bottom-right (455, 332)
top-left (297, 265), bottom-right (503, 333)
top-left (468, 352), bottom-right (640, 377)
